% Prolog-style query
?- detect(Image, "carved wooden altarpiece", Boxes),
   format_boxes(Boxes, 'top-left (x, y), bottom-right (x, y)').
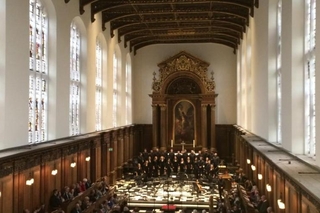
top-left (150, 51), bottom-right (217, 151)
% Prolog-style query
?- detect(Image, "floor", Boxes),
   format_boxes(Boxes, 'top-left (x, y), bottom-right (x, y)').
top-left (113, 176), bottom-right (220, 212)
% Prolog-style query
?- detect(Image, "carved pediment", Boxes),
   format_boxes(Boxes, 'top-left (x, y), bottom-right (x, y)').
top-left (152, 51), bottom-right (215, 93)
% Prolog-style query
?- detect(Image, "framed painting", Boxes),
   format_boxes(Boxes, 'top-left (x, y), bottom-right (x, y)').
top-left (173, 100), bottom-right (195, 144)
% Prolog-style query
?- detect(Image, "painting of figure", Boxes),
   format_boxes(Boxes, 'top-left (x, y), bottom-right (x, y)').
top-left (174, 101), bottom-right (195, 144)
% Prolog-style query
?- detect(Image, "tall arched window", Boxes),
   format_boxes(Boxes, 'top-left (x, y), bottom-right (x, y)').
top-left (70, 22), bottom-right (81, 135)
top-left (305, 0), bottom-right (316, 157)
top-left (95, 40), bottom-right (102, 131)
top-left (276, 0), bottom-right (282, 144)
top-left (125, 56), bottom-right (132, 125)
top-left (113, 53), bottom-right (118, 127)
top-left (29, 0), bottom-right (48, 144)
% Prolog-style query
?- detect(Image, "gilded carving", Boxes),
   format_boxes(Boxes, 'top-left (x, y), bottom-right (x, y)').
top-left (152, 51), bottom-right (215, 93)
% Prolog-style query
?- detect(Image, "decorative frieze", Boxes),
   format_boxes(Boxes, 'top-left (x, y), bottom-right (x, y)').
top-left (0, 162), bottom-right (13, 178)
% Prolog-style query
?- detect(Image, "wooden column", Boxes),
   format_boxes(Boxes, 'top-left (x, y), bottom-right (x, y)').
top-left (210, 104), bottom-right (216, 149)
top-left (201, 104), bottom-right (207, 149)
top-left (160, 104), bottom-right (167, 150)
top-left (152, 104), bottom-right (159, 149)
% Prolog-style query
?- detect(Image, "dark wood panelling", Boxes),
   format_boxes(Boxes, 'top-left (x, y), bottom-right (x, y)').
top-left (215, 124), bottom-right (234, 163)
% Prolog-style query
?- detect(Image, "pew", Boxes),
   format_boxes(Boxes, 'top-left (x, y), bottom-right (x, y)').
top-left (237, 184), bottom-right (258, 213)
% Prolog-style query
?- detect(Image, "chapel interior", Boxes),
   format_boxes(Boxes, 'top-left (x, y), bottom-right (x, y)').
top-left (1, 0), bottom-right (320, 213)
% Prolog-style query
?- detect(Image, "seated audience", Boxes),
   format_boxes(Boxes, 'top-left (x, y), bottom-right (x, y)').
top-left (71, 202), bottom-right (82, 213)
top-left (49, 189), bottom-right (63, 211)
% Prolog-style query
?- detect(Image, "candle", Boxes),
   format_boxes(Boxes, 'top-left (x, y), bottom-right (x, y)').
top-left (193, 140), bottom-right (195, 148)
top-left (171, 139), bottom-right (173, 147)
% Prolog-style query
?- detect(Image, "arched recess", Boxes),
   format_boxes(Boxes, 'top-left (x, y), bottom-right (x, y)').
top-left (150, 51), bottom-right (217, 151)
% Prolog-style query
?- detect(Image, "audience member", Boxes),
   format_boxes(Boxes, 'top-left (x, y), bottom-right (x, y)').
top-left (71, 202), bottom-right (82, 213)
top-left (49, 189), bottom-right (63, 211)
top-left (257, 195), bottom-right (269, 213)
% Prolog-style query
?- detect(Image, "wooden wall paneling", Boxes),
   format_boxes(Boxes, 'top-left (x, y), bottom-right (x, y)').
top-left (0, 176), bottom-right (3, 212)
top-left (255, 153), bottom-right (261, 192)
top-left (301, 195), bottom-right (318, 213)
top-left (215, 125), bottom-right (233, 161)
top-left (117, 131), bottom-right (124, 178)
top-left (106, 132), bottom-right (111, 176)
top-left (284, 183), bottom-right (289, 213)
top-left (239, 139), bottom-right (245, 172)
top-left (111, 138), bottom-right (115, 173)
top-left (252, 152), bottom-right (258, 184)
top-left (301, 196), bottom-right (309, 213)
top-left (83, 150), bottom-right (90, 182)
top-left (264, 164), bottom-right (273, 208)
top-left (101, 133), bottom-right (107, 177)
top-left (77, 151), bottom-right (84, 183)
top-left (33, 168), bottom-right (41, 209)
top-left (274, 171), bottom-right (280, 213)
top-left (22, 166), bottom-right (40, 212)
top-left (46, 161), bottom-right (56, 200)
top-left (142, 125), bottom-right (153, 151)
top-left (111, 131), bottom-right (118, 184)
top-left (15, 171), bottom-right (25, 213)
top-left (95, 138), bottom-right (102, 180)
top-left (129, 127), bottom-right (134, 159)
top-left (69, 154), bottom-right (78, 185)
top-left (285, 181), bottom-right (298, 213)
top-left (260, 157), bottom-right (265, 195)
top-left (0, 175), bottom-right (13, 213)
top-left (88, 140), bottom-right (95, 181)
top-left (124, 129), bottom-right (129, 163)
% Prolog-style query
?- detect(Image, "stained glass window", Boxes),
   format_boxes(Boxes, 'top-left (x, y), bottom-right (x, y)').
top-left (29, 0), bottom-right (47, 144)
top-left (95, 40), bottom-right (102, 131)
top-left (70, 22), bottom-right (80, 135)
top-left (113, 53), bottom-right (118, 127)
top-left (305, 0), bottom-right (316, 157)
top-left (125, 59), bottom-right (132, 125)
top-left (276, 0), bottom-right (282, 144)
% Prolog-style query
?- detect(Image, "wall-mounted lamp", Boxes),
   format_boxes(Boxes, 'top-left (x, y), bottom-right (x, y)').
top-left (278, 199), bottom-right (285, 209)
top-left (258, 174), bottom-right (263, 180)
top-left (251, 165), bottom-right (256, 171)
top-left (70, 162), bottom-right (76, 168)
top-left (85, 156), bottom-right (91, 162)
top-left (246, 159), bottom-right (251, 164)
top-left (266, 184), bottom-right (272, 192)
top-left (26, 178), bottom-right (34, 186)
top-left (51, 169), bottom-right (58, 175)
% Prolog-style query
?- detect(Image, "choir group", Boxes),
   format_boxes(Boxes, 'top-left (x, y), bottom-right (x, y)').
top-left (130, 148), bottom-right (222, 181)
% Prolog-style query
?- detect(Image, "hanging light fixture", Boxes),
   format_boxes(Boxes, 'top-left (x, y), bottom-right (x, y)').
top-left (85, 156), bottom-right (91, 161)
top-left (246, 159), bottom-right (251, 164)
top-left (258, 174), bottom-right (263, 180)
top-left (251, 165), bottom-right (256, 171)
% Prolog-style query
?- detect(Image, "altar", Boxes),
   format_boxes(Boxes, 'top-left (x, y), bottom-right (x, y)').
top-left (150, 51), bottom-right (217, 151)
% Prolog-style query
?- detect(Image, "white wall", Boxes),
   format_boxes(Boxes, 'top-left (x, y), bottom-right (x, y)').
top-left (0, 0), bottom-right (29, 149)
top-left (237, 1), bottom-right (279, 142)
top-left (132, 43), bottom-right (237, 124)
